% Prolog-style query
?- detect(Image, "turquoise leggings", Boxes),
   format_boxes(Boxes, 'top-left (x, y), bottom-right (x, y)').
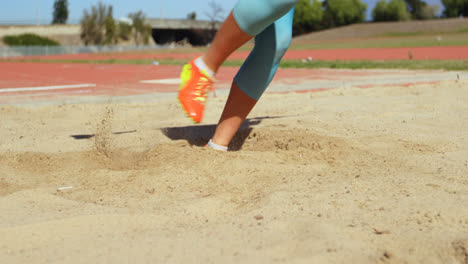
top-left (233, 0), bottom-right (297, 100)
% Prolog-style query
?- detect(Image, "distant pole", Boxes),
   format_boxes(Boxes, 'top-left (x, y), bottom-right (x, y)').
top-left (160, 1), bottom-right (162, 20)
top-left (36, 0), bottom-right (39, 25)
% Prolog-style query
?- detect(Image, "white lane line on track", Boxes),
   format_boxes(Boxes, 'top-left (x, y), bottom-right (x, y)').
top-left (0, 84), bottom-right (96, 93)
top-left (140, 78), bottom-right (181, 84)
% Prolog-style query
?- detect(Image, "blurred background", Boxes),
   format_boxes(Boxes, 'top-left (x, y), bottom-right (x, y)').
top-left (0, 0), bottom-right (465, 46)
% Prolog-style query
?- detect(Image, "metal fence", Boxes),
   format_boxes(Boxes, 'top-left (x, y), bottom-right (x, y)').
top-left (0, 45), bottom-right (167, 58)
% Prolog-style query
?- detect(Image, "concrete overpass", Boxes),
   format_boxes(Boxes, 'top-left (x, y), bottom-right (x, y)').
top-left (147, 19), bottom-right (222, 46)
top-left (147, 19), bottom-right (222, 30)
top-left (0, 19), bottom-right (223, 47)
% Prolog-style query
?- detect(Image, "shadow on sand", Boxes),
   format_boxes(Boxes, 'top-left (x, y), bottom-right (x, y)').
top-left (70, 130), bottom-right (137, 140)
top-left (70, 116), bottom-right (289, 151)
top-left (161, 116), bottom-right (287, 151)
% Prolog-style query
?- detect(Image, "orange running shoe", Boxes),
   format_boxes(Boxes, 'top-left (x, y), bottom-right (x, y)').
top-left (178, 57), bottom-right (215, 123)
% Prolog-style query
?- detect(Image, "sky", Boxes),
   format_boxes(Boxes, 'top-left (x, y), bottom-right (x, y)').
top-left (0, 0), bottom-right (444, 25)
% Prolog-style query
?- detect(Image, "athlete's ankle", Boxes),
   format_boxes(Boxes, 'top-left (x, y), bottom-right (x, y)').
top-left (196, 56), bottom-right (216, 78)
top-left (207, 139), bottom-right (228, 151)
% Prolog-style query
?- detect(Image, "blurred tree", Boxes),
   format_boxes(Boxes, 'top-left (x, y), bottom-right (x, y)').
top-left (419, 4), bottom-right (440, 19)
top-left (187, 11), bottom-right (197, 20)
top-left (80, 2), bottom-right (114, 45)
top-left (204, 0), bottom-right (224, 23)
top-left (404, 0), bottom-right (436, 19)
top-left (3, 34), bottom-right (60, 46)
top-left (293, 0), bottom-right (324, 35)
top-left (373, 0), bottom-right (390, 20)
top-left (129, 11), bottom-right (152, 45)
top-left (52, 0), bottom-right (69, 24)
top-left (205, 0), bottom-right (224, 38)
top-left (441, 0), bottom-right (467, 17)
top-left (323, 0), bottom-right (367, 27)
top-left (118, 21), bottom-right (132, 41)
top-left (104, 6), bottom-right (117, 44)
top-left (372, 0), bottom-right (411, 21)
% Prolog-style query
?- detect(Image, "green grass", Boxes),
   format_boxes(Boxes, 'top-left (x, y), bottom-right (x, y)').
top-left (3, 33), bottom-right (60, 46)
top-left (288, 30), bottom-right (468, 50)
top-left (98, 47), bottom-right (209, 55)
top-left (7, 58), bottom-right (184, 65)
top-left (379, 32), bottom-right (426, 37)
top-left (279, 59), bottom-right (468, 71)
top-left (290, 33), bottom-right (468, 50)
top-left (378, 29), bottom-right (468, 37)
top-left (7, 58), bottom-right (468, 71)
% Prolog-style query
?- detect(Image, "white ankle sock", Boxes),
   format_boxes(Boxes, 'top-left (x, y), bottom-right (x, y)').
top-left (195, 57), bottom-right (215, 78)
top-left (207, 139), bottom-right (228, 152)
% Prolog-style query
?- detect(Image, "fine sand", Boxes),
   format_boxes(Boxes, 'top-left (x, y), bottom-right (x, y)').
top-left (1, 80), bottom-right (467, 263)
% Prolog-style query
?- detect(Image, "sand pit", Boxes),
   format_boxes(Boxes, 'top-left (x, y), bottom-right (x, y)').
top-left (1, 80), bottom-right (467, 263)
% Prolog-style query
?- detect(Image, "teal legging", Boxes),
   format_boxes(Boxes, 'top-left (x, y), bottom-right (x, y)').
top-left (233, 0), bottom-right (296, 100)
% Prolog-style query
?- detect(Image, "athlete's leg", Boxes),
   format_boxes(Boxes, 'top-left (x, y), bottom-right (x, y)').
top-left (203, 0), bottom-right (298, 72)
top-left (211, 9), bottom-right (295, 148)
top-left (202, 12), bottom-right (252, 73)
top-left (211, 82), bottom-right (257, 148)
top-left (178, 0), bottom-right (298, 124)
top-left (234, 8), bottom-right (295, 101)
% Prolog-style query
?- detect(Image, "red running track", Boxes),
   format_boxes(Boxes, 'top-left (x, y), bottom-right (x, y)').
top-left (0, 63), bottom-right (209, 97)
top-left (0, 62), bottom-right (378, 92)
top-left (0, 62), bottom-right (401, 101)
top-left (17, 46), bottom-right (468, 61)
top-left (0, 62), bottom-right (456, 104)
